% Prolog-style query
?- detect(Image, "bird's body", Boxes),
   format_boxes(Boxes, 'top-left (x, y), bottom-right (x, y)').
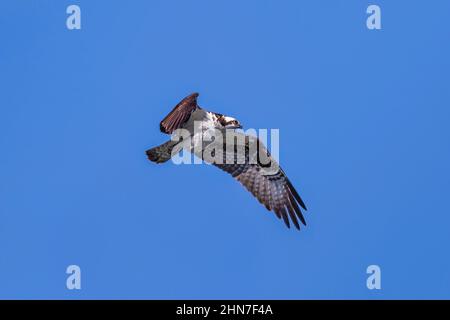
top-left (146, 93), bottom-right (308, 230)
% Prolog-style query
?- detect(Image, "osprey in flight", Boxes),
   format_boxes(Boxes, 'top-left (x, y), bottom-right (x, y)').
top-left (146, 93), bottom-right (308, 230)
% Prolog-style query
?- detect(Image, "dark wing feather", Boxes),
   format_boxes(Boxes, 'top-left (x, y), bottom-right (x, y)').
top-left (212, 136), bottom-right (307, 230)
top-left (160, 93), bottom-right (199, 134)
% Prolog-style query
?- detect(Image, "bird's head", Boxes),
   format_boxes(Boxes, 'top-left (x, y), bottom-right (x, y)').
top-left (218, 115), bottom-right (243, 129)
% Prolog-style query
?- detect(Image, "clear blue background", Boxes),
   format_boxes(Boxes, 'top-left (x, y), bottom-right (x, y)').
top-left (1, 0), bottom-right (449, 299)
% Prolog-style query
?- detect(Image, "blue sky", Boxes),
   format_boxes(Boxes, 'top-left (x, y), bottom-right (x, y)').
top-left (1, 0), bottom-right (449, 299)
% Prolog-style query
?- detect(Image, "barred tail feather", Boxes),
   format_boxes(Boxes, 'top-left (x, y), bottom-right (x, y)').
top-left (146, 141), bottom-right (177, 164)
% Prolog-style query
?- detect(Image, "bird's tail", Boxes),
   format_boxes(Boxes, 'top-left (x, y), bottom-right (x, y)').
top-left (146, 140), bottom-right (179, 164)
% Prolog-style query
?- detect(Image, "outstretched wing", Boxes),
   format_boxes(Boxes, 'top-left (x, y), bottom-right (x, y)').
top-left (211, 134), bottom-right (307, 230)
top-left (160, 93), bottom-right (199, 134)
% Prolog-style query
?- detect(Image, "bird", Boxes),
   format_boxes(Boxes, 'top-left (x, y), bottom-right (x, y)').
top-left (145, 93), bottom-right (308, 230)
